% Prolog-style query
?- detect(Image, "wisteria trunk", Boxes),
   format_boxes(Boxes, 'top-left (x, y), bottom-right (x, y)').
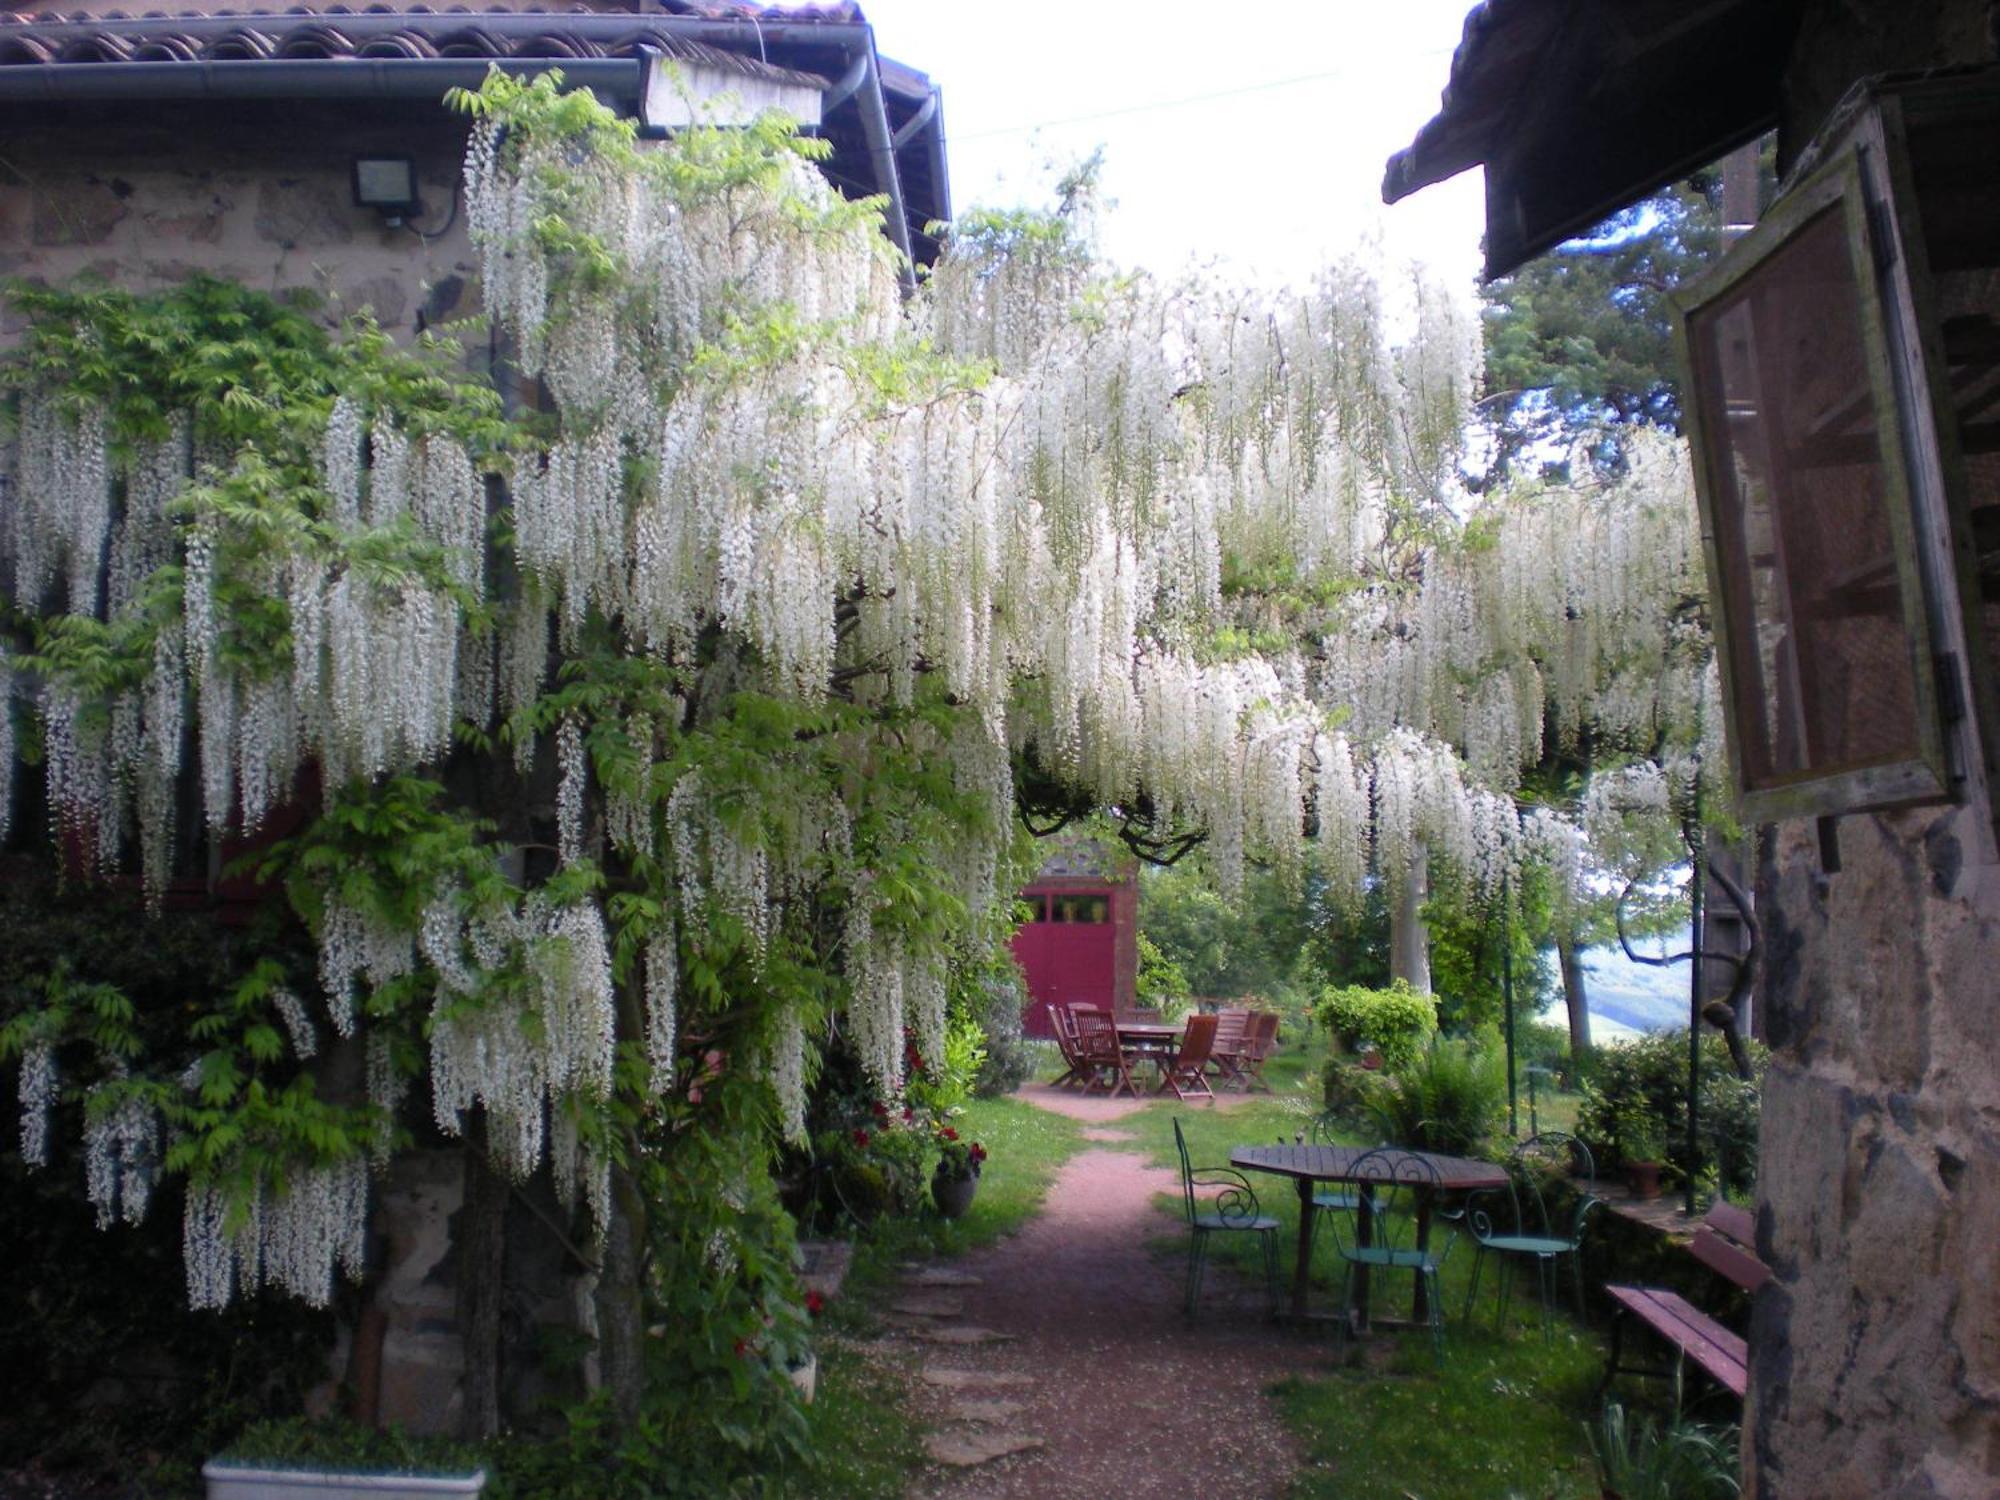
top-left (1555, 928), bottom-right (1592, 1060)
top-left (597, 1164), bottom-right (647, 1423)
top-left (1389, 843), bottom-right (1432, 993)
top-left (456, 1126), bottom-right (509, 1441)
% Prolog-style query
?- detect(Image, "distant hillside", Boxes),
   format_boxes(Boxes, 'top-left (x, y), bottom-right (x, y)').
top-left (1538, 927), bottom-right (1693, 1041)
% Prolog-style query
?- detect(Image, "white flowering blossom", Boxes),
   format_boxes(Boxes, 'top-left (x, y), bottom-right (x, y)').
top-left (183, 1160), bottom-right (369, 1311)
top-left (83, 1082), bottom-right (158, 1229)
top-left (18, 1041), bottom-right (56, 1168)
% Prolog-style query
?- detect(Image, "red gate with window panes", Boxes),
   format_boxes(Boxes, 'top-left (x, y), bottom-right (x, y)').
top-left (1010, 867), bottom-right (1137, 1038)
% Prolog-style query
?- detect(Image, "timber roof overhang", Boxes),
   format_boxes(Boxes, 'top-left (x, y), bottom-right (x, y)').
top-left (1382, 0), bottom-right (1803, 279)
top-left (0, 2), bottom-right (950, 267)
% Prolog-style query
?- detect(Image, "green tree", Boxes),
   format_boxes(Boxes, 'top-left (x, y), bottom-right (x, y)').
top-left (1138, 860), bottom-right (1325, 1006)
top-left (1479, 177), bottom-right (1722, 482)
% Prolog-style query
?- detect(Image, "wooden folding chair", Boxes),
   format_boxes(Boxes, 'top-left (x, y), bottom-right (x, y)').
top-left (1049, 1006), bottom-right (1087, 1088)
top-left (1073, 1008), bottom-right (1143, 1098)
top-left (1160, 1013), bottom-right (1219, 1103)
top-left (1233, 1011), bottom-right (1281, 1093)
top-left (1207, 1008), bottom-right (1251, 1090)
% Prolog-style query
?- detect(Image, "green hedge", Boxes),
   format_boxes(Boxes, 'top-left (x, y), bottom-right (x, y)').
top-left (1315, 979), bottom-right (1437, 1073)
top-left (1576, 1028), bottom-right (1765, 1196)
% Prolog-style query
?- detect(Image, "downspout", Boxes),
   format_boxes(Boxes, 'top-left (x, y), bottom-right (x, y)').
top-left (848, 37), bottom-right (920, 296)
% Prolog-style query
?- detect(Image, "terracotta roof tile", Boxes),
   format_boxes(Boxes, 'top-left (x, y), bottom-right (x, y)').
top-left (0, 5), bottom-right (840, 84)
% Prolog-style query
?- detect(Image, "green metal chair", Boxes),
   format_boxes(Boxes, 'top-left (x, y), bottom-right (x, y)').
top-left (1322, 1146), bottom-right (1456, 1366)
top-left (1298, 1112), bottom-right (1381, 1256)
top-left (1461, 1131), bottom-right (1602, 1341)
top-left (1172, 1116), bottom-right (1280, 1318)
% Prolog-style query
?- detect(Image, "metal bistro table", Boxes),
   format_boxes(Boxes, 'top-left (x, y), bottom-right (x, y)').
top-left (1231, 1143), bottom-right (1508, 1325)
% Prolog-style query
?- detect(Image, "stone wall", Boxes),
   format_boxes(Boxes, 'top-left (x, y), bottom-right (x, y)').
top-left (0, 99), bottom-right (478, 343)
top-left (1749, 810), bottom-right (2000, 1497)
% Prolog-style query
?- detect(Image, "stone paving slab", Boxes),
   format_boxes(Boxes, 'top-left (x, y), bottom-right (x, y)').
top-left (892, 1292), bottom-right (968, 1318)
top-left (921, 1366), bottom-right (1034, 1391)
top-left (949, 1397), bottom-right (1027, 1423)
top-left (913, 1324), bottom-right (1016, 1346)
top-left (925, 1430), bottom-right (1046, 1468)
top-left (901, 1266), bottom-right (985, 1287)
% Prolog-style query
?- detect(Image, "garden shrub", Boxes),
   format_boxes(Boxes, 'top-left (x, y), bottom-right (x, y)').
top-left (965, 965), bottom-right (1035, 1099)
top-left (1576, 1028), bottom-right (1766, 1195)
top-left (1320, 1056), bottom-right (1389, 1126)
top-left (1368, 1033), bottom-right (1506, 1157)
top-left (1316, 979), bottom-right (1438, 1072)
top-left (1588, 1403), bottom-right (1741, 1500)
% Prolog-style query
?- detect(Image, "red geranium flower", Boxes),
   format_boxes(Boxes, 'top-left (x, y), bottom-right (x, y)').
top-left (939, 1126), bottom-right (959, 1142)
top-left (806, 1290), bottom-right (826, 1318)
top-left (853, 1128), bottom-right (871, 1148)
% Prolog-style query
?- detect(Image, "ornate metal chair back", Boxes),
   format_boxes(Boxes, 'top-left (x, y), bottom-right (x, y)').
top-left (1337, 1146), bottom-right (1446, 1257)
top-left (1482, 1131), bottom-right (1595, 1244)
top-left (1172, 1115), bottom-right (1201, 1225)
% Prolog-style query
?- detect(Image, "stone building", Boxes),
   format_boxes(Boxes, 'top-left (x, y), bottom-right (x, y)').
top-left (0, 2), bottom-right (947, 340)
top-left (0, 0), bottom-right (948, 1432)
top-left (1388, 3), bottom-right (2000, 1495)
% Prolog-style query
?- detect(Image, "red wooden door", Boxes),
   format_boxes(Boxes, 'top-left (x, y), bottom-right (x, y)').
top-left (1011, 888), bottom-right (1116, 1037)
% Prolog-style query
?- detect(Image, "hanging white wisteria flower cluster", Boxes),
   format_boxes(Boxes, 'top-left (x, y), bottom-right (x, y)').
top-left (182, 1158), bottom-right (369, 1311)
top-left (1314, 432), bottom-right (1713, 787)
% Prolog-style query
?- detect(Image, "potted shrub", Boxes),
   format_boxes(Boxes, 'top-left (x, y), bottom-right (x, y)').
top-left (930, 1127), bottom-right (985, 1219)
top-left (1618, 1108), bottom-right (1668, 1200)
top-left (205, 1420), bottom-right (485, 1500)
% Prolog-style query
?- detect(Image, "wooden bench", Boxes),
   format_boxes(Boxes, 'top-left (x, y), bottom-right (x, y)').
top-left (1603, 1200), bottom-right (1769, 1405)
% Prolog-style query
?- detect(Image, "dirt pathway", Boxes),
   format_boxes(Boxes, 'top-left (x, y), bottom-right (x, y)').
top-left (892, 1086), bottom-right (1315, 1499)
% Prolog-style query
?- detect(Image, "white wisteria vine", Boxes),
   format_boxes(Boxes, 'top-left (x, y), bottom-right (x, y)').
top-left (0, 70), bottom-right (1719, 1326)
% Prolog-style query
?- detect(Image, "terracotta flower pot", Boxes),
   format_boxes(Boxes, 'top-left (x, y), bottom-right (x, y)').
top-left (787, 1352), bottom-right (818, 1404)
top-left (1623, 1160), bottom-right (1663, 1200)
top-left (932, 1168), bottom-right (979, 1219)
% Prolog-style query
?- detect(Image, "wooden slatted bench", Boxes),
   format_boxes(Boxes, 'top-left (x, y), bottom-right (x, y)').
top-left (1603, 1200), bottom-right (1769, 1405)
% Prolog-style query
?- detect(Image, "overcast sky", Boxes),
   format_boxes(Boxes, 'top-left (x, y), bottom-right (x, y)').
top-left (854, 0), bottom-right (1488, 296)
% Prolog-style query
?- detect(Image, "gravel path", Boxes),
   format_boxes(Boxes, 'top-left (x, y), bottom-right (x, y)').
top-left (899, 1088), bottom-right (1315, 1499)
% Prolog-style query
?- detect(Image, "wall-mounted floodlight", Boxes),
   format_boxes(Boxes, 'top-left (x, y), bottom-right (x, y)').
top-left (352, 156), bottom-right (420, 225)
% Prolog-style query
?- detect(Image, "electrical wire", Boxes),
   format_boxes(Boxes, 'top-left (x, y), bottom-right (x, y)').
top-left (946, 68), bottom-right (1350, 143)
top-left (404, 176), bottom-right (462, 245)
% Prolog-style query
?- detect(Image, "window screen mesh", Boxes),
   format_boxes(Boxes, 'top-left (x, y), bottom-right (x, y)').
top-left (1689, 202), bottom-right (1921, 789)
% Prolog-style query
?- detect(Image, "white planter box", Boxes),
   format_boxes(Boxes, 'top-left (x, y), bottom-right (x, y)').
top-left (203, 1462), bottom-right (486, 1500)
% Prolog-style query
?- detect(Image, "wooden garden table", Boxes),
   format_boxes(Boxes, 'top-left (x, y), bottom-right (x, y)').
top-left (1114, 1020), bottom-right (1182, 1056)
top-left (1230, 1143), bottom-right (1509, 1325)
